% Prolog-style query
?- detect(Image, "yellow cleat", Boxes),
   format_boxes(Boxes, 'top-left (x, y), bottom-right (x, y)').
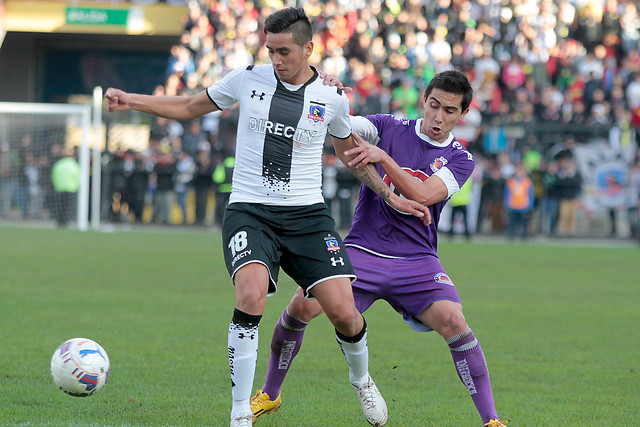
top-left (250, 389), bottom-right (281, 424)
top-left (484, 420), bottom-right (509, 427)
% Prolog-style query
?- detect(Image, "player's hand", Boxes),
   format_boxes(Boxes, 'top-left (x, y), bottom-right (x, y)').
top-left (389, 195), bottom-right (432, 226)
top-left (345, 132), bottom-right (388, 169)
top-left (317, 70), bottom-right (353, 94)
top-left (105, 88), bottom-right (131, 112)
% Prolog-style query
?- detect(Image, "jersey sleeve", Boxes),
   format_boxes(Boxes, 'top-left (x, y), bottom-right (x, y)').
top-left (327, 92), bottom-right (352, 139)
top-left (434, 148), bottom-right (475, 198)
top-left (350, 115), bottom-right (380, 145)
top-left (205, 67), bottom-right (245, 110)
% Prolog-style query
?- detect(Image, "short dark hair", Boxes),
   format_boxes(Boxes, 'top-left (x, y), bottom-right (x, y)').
top-left (264, 7), bottom-right (313, 46)
top-left (424, 70), bottom-right (473, 111)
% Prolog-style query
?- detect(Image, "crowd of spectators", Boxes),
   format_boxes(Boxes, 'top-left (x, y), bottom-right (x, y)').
top-left (78, 0), bottom-right (640, 239)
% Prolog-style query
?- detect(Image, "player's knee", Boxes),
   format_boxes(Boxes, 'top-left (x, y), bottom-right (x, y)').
top-left (327, 306), bottom-right (362, 337)
top-left (234, 282), bottom-right (267, 314)
top-left (439, 310), bottom-right (468, 337)
top-left (288, 293), bottom-right (323, 323)
top-left (448, 310), bottom-right (467, 329)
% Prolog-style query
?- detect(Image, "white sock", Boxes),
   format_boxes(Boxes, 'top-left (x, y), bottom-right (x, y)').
top-left (336, 322), bottom-right (369, 387)
top-left (228, 310), bottom-right (260, 419)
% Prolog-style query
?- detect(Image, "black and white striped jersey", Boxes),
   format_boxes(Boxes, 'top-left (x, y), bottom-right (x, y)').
top-left (206, 64), bottom-right (352, 206)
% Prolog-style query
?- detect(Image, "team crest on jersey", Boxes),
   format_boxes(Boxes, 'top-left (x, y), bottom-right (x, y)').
top-left (308, 103), bottom-right (325, 122)
top-left (430, 156), bottom-right (448, 173)
top-left (324, 236), bottom-right (340, 251)
top-left (434, 272), bottom-right (454, 286)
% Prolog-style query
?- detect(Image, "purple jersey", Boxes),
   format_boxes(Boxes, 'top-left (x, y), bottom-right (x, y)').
top-left (345, 114), bottom-right (475, 258)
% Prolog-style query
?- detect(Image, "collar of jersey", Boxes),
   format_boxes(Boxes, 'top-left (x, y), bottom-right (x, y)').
top-left (274, 66), bottom-right (319, 92)
top-left (414, 119), bottom-right (454, 148)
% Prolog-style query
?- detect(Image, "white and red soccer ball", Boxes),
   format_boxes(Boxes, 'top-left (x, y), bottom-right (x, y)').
top-left (51, 338), bottom-right (110, 397)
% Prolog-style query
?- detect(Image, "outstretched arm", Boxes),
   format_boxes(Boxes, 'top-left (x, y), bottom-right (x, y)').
top-left (345, 132), bottom-right (449, 206)
top-left (332, 135), bottom-right (431, 225)
top-left (105, 88), bottom-right (219, 121)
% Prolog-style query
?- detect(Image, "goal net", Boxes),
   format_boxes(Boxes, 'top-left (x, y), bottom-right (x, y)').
top-left (0, 102), bottom-right (93, 230)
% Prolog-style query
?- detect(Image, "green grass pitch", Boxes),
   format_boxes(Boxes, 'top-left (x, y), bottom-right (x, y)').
top-left (0, 226), bottom-right (638, 426)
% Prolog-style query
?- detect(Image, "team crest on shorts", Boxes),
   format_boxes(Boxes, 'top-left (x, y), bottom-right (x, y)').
top-left (324, 236), bottom-right (340, 251)
top-left (308, 103), bottom-right (325, 122)
top-left (430, 156), bottom-right (448, 173)
top-left (434, 272), bottom-right (454, 286)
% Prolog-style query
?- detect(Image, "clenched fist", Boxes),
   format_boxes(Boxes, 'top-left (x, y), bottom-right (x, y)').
top-left (104, 88), bottom-right (131, 112)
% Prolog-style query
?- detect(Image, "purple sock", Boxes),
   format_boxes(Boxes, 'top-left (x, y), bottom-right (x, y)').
top-left (262, 309), bottom-right (308, 399)
top-left (447, 329), bottom-right (499, 424)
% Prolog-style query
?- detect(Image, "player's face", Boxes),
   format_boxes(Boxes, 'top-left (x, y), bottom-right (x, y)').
top-left (420, 88), bottom-right (469, 143)
top-left (266, 32), bottom-right (313, 85)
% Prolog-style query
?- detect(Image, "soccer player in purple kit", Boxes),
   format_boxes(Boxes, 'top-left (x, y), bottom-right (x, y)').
top-left (251, 70), bottom-right (508, 426)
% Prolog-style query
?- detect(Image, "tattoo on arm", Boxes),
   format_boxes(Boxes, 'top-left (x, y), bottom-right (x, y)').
top-left (348, 163), bottom-right (392, 202)
top-left (332, 135), bottom-right (392, 202)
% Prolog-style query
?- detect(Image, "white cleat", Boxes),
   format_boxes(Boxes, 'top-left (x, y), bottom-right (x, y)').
top-left (352, 376), bottom-right (388, 426)
top-left (229, 414), bottom-right (253, 427)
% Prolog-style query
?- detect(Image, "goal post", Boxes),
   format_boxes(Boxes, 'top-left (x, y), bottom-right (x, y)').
top-left (0, 101), bottom-right (96, 231)
top-left (92, 87), bottom-right (103, 231)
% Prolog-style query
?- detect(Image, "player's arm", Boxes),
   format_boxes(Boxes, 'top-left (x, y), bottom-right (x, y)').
top-left (332, 135), bottom-right (431, 225)
top-left (105, 88), bottom-right (219, 121)
top-left (345, 131), bottom-right (449, 206)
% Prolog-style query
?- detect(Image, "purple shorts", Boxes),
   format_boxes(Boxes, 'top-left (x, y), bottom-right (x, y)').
top-left (347, 246), bottom-right (462, 332)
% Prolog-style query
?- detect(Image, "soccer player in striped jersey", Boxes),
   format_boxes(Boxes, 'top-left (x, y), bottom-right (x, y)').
top-left (105, 7), bottom-right (430, 427)
top-left (252, 71), bottom-right (508, 426)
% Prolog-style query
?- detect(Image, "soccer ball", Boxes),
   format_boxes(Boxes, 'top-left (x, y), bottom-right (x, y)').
top-left (50, 338), bottom-right (110, 397)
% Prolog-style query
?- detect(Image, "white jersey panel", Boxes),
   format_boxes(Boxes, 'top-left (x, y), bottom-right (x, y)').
top-left (206, 64), bottom-right (351, 206)
top-left (350, 115), bottom-right (381, 145)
